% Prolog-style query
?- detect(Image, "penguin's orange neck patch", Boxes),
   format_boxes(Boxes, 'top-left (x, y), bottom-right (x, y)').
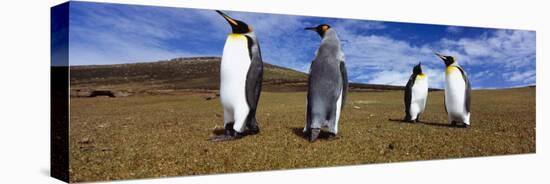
top-left (416, 74), bottom-right (426, 80)
top-left (446, 66), bottom-right (458, 74)
top-left (228, 33), bottom-right (245, 40)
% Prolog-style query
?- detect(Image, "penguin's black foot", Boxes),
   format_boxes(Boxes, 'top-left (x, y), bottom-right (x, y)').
top-left (234, 131), bottom-right (244, 138)
top-left (224, 122), bottom-right (235, 136)
top-left (327, 133), bottom-right (340, 140)
top-left (450, 121), bottom-right (470, 128)
top-left (209, 123), bottom-right (243, 142)
top-left (450, 121), bottom-right (457, 126)
top-left (309, 128), bottom-right (320, 142)
top-left (303, 129), bottom-right (310, 138)
top-left (457, 123), bottom-right (470, 128)
top-left (209, 131), bottom-right (244, 142)
top-left (247, 124), bottom-right (260, 135)
top-left (209, 134), bottom-right (236, 142)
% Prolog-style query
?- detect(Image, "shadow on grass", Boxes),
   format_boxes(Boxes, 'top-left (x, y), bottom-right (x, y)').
top-left (212, 128), bottom-right (225, 136)
top-left (388, 118), bottom-right (410, 123)
top-left (388, 118), bottom-right (457, 128)
top-left (289, 127), bottom-right (339, 141)
top-left (211, 128), bottom-right (260, 137)
top-left (421, 121), bottom-right (457, 128)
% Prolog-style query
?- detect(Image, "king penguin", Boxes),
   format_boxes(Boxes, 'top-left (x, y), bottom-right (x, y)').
top-left (404, 62), bottom-right (428, 122)
top-left (303, 24), bottom-right (348, 142)
top-left (213, 10), bottom-right (263, 141)
top-left (436, 53), bottom-right (471, 128)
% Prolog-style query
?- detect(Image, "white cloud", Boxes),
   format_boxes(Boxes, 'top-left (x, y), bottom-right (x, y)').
top-left (361, 70), bottom-right (411, 86)
top-left (69, 5), bottom-right (224, 65)
top-left (361, 65), bottom-right (445, 88)
top-left (336, 27), bottom-right (535, 88)
top-left (438, 30), bottom-right (535, 67)
top-left (69, 3), bottom-right (535, 89)
top-left (69, 27), bottom-right (199, 65)
top-left (470, 70), bottom-right (495, 81)
top-left (334, 28), bottom-right (447, 87)
top-left (506, 70), bottom-right (536, 83)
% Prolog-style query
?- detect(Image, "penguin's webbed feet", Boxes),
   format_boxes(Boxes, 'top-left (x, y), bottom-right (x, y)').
top-left (308, 128), bottom-right (320, 142)
top-left (224, 122), bottom-right (235, 136)
top-left (247, 124), bottom-right (260, 135)
top-left (209, 131), bottom-right (243, 142)
top-left (450, 121), bottom-right (470, 128)
top-left (327, 132), bottom-right (339, 140)
top-left (209, 134), bottom-right (234, 142)
top-left (404, 119), bottom-right (416, 123)
top-left (456, 123), bottom-right (470, 128)
top-left (404, 116), bottom-right (416, 123)
top-left (450, 121), bottom-right (457, 126)
top-left (209, 123), bottom-right (244, 142)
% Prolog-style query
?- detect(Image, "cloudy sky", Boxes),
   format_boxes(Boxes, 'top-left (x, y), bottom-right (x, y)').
top-left (67, 2), bottom-right (536, 89)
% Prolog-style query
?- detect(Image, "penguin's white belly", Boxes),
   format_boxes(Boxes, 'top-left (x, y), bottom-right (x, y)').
top-left (410, 77), bottom-right (428, 119)
top-left (332, 88), bottom-right (343, 133)
top-left (445, 68), bottom-right (467, 119)
top-left (220, 35), bottom-right (251, 113)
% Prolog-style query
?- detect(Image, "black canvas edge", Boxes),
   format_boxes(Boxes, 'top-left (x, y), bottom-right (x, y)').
top-left (51, 1), bottom-right (70, 183)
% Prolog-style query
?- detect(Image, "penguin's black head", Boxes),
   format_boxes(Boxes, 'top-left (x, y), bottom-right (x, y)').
top-left (216, 10), bottom-right (252, 34)
top-left (435, 53), bottom-right (455, 66)
top-left (413, 62), bottom-right (423, 74)
top-left (305, 24), bottom-right (331, 38)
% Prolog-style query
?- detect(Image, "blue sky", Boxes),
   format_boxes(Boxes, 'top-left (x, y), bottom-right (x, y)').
top-left (67, 2), bottom-right (536, 89)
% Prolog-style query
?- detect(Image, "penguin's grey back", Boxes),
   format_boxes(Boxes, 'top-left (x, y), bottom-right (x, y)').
top-left (308, 29), bottom-right (344, 123)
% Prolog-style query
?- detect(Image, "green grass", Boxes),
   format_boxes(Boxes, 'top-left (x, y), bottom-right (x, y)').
top-left (69, 88), bottom-right (535, 182)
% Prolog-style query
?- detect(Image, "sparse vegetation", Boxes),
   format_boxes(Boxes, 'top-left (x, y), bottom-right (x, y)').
top-left (69, 88), bottom-right (535, 182)
top-left (68, 58), bottom-right (535, 182)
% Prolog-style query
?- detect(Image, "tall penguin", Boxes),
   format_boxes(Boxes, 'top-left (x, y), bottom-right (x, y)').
top-left (304, 24), bottom-right (348, 142)
top-left (213, 10), bottom-right (263, 141)
top-left (436, 53), bottom-right (471, 128)
top-left (404, 62), bottom-right (428, 122)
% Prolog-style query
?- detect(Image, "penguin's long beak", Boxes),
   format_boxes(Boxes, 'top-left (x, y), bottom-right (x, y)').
top-left (304, 27), bottom-right (316, 31)
top-left (435, 53), bottom-right (445, 60)
top-left (216, 10), bottom-right (239, 26)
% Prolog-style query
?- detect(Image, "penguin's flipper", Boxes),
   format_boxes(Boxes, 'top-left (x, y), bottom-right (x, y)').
top-left (305, 63), bottom-right (314, 130)
top-left (456, 66), bottom-right (471, 113)
top-left (327, 132), bottom-right (340, 140)
top-left (404, 74), bottom-right (416, 119)
top-left (444, 93), bottom-right (448, 113)
top-left (244, 35), bottom-right (264, 129)
top-left (339, 61), bottom-right (348, 108)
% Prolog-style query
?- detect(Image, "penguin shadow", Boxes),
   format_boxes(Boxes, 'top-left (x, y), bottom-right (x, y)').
top-left (290, 127), bottom-right (339, 141)
top-left (211, 128), bottom-right (226, 136)
top-left (209, 128), bottom-right (229, 142)
top-left (210, 128), bottom-right (259, 136)
top-left (388, 118), bottom-right (456, 128)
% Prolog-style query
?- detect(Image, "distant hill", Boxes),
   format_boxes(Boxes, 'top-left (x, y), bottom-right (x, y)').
top-left (69, 57), bottom-right (421, 95)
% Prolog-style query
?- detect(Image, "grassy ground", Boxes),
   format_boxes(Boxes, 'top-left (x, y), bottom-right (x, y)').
top-left (69, 88), bottom-right (535, 182)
